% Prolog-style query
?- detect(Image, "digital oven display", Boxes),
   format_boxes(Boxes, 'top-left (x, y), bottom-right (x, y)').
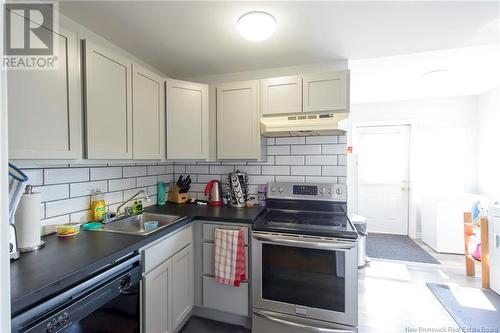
top-left (293, 185), bottom-right (317, 196)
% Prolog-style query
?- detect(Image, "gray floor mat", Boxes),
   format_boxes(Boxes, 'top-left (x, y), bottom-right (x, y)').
top-left (366, 233), bottom-right (440, 264)
top-left (427, 283), bottom-right (500, 331)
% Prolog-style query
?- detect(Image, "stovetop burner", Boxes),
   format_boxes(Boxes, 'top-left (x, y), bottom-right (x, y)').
top-left (253, 182), bottom-right (358, 239)
top-left (263, 210), bottom-right (347, 227)
top-left (254, 207), bottom-right (358, 239)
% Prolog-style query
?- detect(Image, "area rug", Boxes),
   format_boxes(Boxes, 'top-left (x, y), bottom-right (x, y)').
top-left (366, 233), bottom-right (440, 264)
top-left (427, 283), bottom-right (500, 331)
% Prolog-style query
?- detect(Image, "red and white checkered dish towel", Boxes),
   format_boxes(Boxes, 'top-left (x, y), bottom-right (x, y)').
top-left (214, 228), bottom-right (246, 287)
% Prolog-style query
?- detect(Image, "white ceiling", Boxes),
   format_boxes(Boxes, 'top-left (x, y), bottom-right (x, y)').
top-left (59, 1), bottom-right (499, 78)
top-left (350, 44), bottom-right (500, 104)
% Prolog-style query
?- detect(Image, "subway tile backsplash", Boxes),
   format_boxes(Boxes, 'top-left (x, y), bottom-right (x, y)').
top-left (173, 135), bottom-right (347, 201)
top-left (19, 162), bottom-right (174, 233)
top-left (16, 135), bottom-right (346, 233)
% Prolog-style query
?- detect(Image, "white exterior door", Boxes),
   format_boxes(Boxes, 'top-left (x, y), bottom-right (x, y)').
top-left (357, 125), bottom-right (410, 235)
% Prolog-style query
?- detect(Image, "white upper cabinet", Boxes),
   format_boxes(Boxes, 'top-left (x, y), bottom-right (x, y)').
top-left (166, 80), bottom-right (209, 160)
top-left (261, 76), bottom-right (302, 115)
top-left (8, 26), bottom-right (82, 159)
top-left (302, 71), bottom-right (349, 113)
top-left (83, 39), bottom-right (133, 159)
top-left (216, 80), bottom-right (261, 160)
top-left (132, 64), bottom-right (165, 160)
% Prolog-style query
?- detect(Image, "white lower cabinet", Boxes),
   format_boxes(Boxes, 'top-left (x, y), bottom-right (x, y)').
top-left (142, 226), bottom-right (193, 333)
top-left (143, 259), bottom-right (173, 333)
top-left (172, 245), bottom-right (194, 329)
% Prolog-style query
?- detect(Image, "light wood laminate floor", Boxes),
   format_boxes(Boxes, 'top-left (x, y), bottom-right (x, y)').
top-left (358, 240), bottom-right (482, 333)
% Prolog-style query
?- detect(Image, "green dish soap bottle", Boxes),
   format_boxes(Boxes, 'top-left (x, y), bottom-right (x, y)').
top-left (157, 181), bottom-right (166, 206)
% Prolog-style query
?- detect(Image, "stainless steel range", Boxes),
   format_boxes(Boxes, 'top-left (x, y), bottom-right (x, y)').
top-left (252, 182), bottom-right (358, 333)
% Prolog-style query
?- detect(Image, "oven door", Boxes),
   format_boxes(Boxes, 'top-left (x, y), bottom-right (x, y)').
top-left (252, 231), bottom-right (358, 328)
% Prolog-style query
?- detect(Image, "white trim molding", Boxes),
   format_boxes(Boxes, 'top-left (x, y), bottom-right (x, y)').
top-left (1, 2), bottom-right (12, 330)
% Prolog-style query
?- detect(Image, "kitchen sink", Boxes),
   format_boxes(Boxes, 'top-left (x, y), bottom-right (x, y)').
top-left (93, 213), bottom-right (186, 236)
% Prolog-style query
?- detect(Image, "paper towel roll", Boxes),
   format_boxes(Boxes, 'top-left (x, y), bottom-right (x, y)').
top-left (15, 191), bottom-right (42, 249)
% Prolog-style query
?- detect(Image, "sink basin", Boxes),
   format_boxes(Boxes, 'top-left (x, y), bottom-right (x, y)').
top-left (93, 213), bottom-right (186, 236)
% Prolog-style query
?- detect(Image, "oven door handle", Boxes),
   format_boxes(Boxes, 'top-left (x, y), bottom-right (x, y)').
top-left (254, 310), bottom-right (355, 333)
top-left (253, 233), bottom-right (356, 250)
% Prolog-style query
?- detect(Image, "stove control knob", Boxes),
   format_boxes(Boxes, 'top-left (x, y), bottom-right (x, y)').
top-left (319, 187), bottom-right (326, 194)
top-left (271, 186), bottom-right (277, 192)
top-left (336, 187), bottom-right (343, 195)
top-left (278, 186), bottom-right (284, 193)
top-left (328, 188), bottom-right (334, 194)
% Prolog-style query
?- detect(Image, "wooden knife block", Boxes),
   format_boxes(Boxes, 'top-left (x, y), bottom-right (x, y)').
top-left (168, 185), bottom-right (188, 204)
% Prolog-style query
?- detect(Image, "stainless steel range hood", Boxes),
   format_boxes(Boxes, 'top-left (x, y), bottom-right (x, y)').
top-left (260, 113), bottom-right (349, 137)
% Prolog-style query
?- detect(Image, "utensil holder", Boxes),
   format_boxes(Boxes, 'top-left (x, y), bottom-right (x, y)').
top-left (168, 185), bottom-right (188, 204)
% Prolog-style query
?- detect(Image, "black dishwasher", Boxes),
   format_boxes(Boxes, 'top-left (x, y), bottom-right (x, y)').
top-left (12, 253), bottom-right (141, 333)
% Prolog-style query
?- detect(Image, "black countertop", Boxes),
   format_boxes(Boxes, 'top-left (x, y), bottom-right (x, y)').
top-left (10, 203), bottom-right (264, 316)
top-left (144, 202), bottom-right (264, 222)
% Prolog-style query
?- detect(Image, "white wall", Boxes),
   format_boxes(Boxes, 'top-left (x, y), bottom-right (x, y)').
top-left (477, 88), bottom-right (500, 201)
top-left (0, 2), bottom-right (10, 329)
top-left (349, 95), bottom-right (479, 235)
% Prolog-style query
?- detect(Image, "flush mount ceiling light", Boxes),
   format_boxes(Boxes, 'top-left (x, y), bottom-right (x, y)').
top-left (237, 11), bottom-right (277, 42)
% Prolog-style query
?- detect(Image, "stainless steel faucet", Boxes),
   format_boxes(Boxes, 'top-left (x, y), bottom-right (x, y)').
top-left (115, 190), bottom-right (150, 217)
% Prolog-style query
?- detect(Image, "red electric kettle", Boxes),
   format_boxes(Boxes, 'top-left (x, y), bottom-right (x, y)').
top-left (204, 180), bottom-right (223, 206)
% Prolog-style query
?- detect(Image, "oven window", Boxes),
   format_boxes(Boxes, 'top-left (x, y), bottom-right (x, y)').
top-left (262, 244), bottom-right (345, 312)
top-left (64, 284), bottom-right (140, 333)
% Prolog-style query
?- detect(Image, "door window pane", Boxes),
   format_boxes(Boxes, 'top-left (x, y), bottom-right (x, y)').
top-left (359, 131), bottom-right (406, 184)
